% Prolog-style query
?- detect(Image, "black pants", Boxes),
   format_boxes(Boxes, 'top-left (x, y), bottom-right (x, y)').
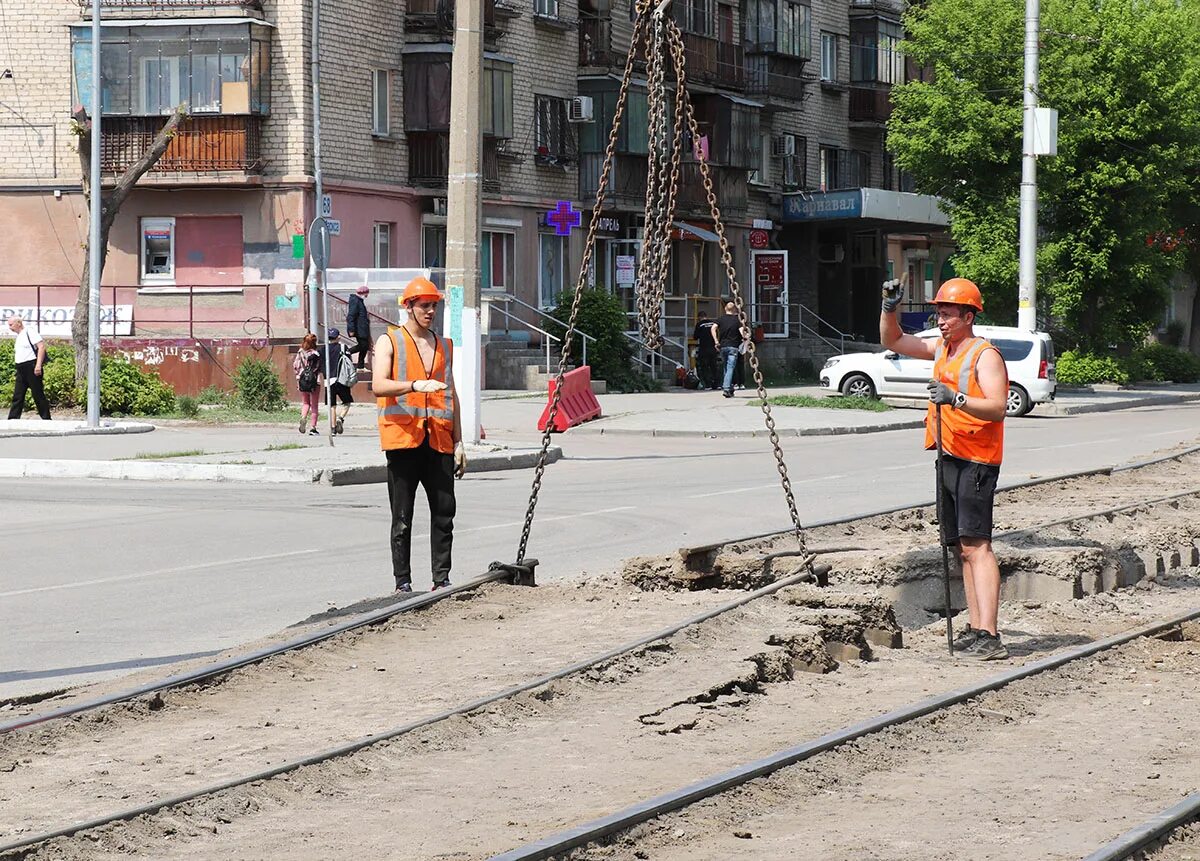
top-left (350, 335), bottom-right (372, 369)
top-left (8, 360), bottom-right (51, 420)
top-left (386, 440), bottom-right (456, 588)
top-left (697, 351), bottom-right (719, 389)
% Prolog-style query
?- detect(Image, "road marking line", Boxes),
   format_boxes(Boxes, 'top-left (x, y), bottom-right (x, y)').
top-left (0, 548), bottom-right (325, 598)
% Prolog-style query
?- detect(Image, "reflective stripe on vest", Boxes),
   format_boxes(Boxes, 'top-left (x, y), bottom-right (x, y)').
top-left (925, 336), bottom-right (1005, 466)
top-left (377, 328), bottom-right (456, 453)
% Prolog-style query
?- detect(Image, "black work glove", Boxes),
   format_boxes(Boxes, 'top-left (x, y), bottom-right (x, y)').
top-left (928, 379), bottom-right (958, 407)
top-left (881, 279), bottom-right (903, 312)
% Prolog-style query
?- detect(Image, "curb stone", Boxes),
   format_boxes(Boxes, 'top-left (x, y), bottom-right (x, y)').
top-left (573, 420), bottom-right (925, 439)
top-left (0, 420), bottom-right (155, 439)
top-left (322, 446), bottom-right (562, 485)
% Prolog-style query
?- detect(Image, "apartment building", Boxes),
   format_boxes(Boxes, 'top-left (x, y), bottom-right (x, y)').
top-left (0, 0), bottom-right (950, 367)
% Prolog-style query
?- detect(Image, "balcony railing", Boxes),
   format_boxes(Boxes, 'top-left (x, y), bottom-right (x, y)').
top-left (406, 0), bottom-right (498, 36)
top-left (579, 154), bottom-right (747, 215)
top-left (579, 153), bottom-right (649, 204)
top-left (99, 115), bottom-right (263, 174)
top-left (409, 132), bottom-right (501, 192)
top-left (677, 161), bottom-right (747, 215)
top-left (79, 0), bottom-right (261, 7)
top-left (681, 33), bottom-right (744, 89)
top-left (579, 15), bottom-right (621, 66)
top-left (849, 85), bottom-right (893, 124)
top-left (744, 54), bottom-right (808, 101)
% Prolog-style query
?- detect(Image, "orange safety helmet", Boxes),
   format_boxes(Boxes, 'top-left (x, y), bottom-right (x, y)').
top-left (933, 277), bottom-right (984, 312)
top-left (401, 276), bottom-right (443, 306)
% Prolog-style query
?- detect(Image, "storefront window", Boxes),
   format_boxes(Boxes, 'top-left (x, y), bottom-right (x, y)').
top-left (539, 233), bottom-right (568, 307)
top-left (140, 217), bottom-right (175, 284)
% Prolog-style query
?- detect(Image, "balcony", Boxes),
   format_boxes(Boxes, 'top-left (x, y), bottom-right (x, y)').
top-left (677, 161), bottom-right (747, 216)
top-left (579, 153), bottom-right (648, 205)
top-left (99, 115), bottom-right (263, 174)
top-left (579, 15), bottom-right (623, 67)
top-left (849, 85), bottom-right (892, 125)
top-left (744, 54), bottom-right (808, 103)
top-left (77, 0), bottom-right (262, 7)
top-left (681, 33), bottom-right (744, 90)
top-left (406, 0), bottom-right (500, 39)
top-left (408, 132), bottom-right (501, 193)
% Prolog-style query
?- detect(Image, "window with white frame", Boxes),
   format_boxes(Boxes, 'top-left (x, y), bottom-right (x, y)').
top-left (535, 95), bottom-right (575, 163)
top-left (820, 32), bottom-right (839, 81)
top-left (373, 222), bottom-right (393, 267)
top-left (372, 69), bottom-right (390, 135)
top-left (483, 60), bottom-right (515, 139)
top-left (535, 0), bottom-right (559, 16)
top-left (140, 217), bottom-right (175, 284)
top-left (538, 233), bottom-right (568, 307)
top-left (482, 231), bottom-right (516, 291)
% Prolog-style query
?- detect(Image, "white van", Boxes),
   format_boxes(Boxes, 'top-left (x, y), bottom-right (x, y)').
top-left (819, 326), bottom-right (1056, 417)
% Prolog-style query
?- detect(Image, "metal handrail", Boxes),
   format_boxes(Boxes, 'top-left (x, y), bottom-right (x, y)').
top-left (622, 330), bottom-right (686, 377)
top-left (487, 304), bottom-right (566, 375)
top-left (487, 293), bottom-right (591, 368)
top-left (794, 302), bottom-right (851, 352)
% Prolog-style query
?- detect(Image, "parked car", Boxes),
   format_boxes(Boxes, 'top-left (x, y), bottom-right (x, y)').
top-left (819, 326), bottom-right (1056, 417)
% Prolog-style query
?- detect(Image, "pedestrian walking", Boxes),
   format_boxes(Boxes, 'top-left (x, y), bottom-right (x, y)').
top-left (321, 327), bottom-right (354, 435)
top-left (880, 277), bottom-right (1010, 660)
top-left (6, 315), bottom-right (51, 421)
top-left (346, 285), bottom-right (373, 370)
top-left (372, 276), bottom-right (466, 594)
top-left (293, 332), bottom-right (322, 435)
top-left (714, 301), bottom-right (743, 398)
top-left (692, 311), bottom-right (720, 390)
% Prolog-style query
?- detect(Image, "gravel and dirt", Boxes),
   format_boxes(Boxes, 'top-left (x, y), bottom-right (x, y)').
top-left (3, 449), bottom-right (1200, 860)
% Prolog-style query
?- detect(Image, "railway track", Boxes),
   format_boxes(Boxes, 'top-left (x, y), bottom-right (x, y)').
top-left (1083, 794), bottom-right (1200, 861)
top-left (3, 447), bottom-right (1200, 859)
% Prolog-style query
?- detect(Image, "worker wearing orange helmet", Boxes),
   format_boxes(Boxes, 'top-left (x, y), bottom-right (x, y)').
top-left (880, 276), bottom-right (1010, 660)
top-left (372, 276), bottom-right (466, 594)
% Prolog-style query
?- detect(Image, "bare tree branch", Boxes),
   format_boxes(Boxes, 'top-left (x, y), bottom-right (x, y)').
top-left (72, 103), bottom-right (189, 385)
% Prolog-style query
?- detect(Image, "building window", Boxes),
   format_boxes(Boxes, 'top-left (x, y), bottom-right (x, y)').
top-left (778, 134), bottom-right (806, 188)
top-left (372, 69), bottom-right (390, 135)
top-left (820, 32), bottom-right (839, 82)
top-left (483, 59), bottom-right (514, 139)
top-left (71, 23), bottom-right (271, 117)
top-left (482, 231), bottom-right (516, 291)
top-left (373, 222), bottom-right (393, 267)
top-left (674, 0), bottom-right (712, 36)
top-left (404, 55), bottom-right (451, 132)
top-left (745, 0), bottom-right (810, 58)
top-left (535, 95), bottom-right (575, 164)
top-left (819, 146), bottom-right (868, 190)
top-left (539, 233), bottom-right (568, 307)
top-left (851, 19), bottom-right (904, 85)
top-left (140, 217), bottom-right (175, 284)
top-left (749, 132), bottom-right (770, 185)
top-left (422, 223), bottom-right (447, 269)
top-left (535, 0), bottom-right (559, 16)
top-left (777, 1), bottom-right (810, 58)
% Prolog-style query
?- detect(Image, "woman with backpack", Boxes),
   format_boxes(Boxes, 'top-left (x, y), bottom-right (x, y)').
top-left (293, 332), bottom-right (322, 435)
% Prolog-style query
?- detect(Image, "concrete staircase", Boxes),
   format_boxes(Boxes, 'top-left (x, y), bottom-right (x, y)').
top-left (484, 336), bottom-right (608, 392)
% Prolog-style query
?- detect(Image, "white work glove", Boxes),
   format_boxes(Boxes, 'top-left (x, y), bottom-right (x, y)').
top-left (453, 442), bottom-right (467, 479)
top-left (412, 379), bottom-right (447, 393)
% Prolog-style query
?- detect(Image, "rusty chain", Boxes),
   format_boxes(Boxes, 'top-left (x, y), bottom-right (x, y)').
top-left (515, 0), bottom-right (807, 564)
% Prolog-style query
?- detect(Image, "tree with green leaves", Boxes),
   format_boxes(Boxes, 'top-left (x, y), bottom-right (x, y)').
top-left (889, 0), bottom-right (1200, 349)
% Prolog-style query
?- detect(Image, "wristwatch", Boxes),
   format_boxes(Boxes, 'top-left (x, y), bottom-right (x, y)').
top-left (952, 391), bottom-right (967, 410)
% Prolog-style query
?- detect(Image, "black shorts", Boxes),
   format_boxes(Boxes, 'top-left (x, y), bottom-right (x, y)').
top-left (938, 454), bottom-right (999, 545)
top-left (326, 382), bottom-right (354, 405)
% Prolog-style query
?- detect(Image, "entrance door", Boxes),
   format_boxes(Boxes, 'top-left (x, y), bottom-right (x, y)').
top-left (751, 250), bottom-right (788, 337)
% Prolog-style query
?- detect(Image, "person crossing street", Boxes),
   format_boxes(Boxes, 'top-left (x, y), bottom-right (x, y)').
top-left (372, 276), bottom-right (466, 594)
top-left (880, 277), bottom-right (1011, 660)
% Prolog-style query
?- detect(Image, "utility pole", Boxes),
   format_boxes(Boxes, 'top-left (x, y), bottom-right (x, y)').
top-left (1017, 0), bottom-right (1039, 332)
top-left (86, 0), bottom-right (102, 427)
top-left (309, 0), bottom-right (324, 336)
top-left (445, 0), bottom-right (484, 444)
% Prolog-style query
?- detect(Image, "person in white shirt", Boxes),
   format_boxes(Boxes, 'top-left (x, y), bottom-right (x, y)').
top-left (7, 316), bottom-right (51, 420)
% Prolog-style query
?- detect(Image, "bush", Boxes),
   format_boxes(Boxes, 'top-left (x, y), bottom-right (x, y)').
top-left (197, 384), bottom-right (229, 405)
top-left (232, 356), bottom-right (287, 411)
top-left (543, 287), bottom-right (640, 388)
top-left (176, 395), bottom-right (200, 418)
top-left (99, 357), bottom-right (176, 415)
top-left (1055, 351), bottom-right (1130, 386)
top-left (1125, 344), bottom-right (1200, 383)
top-left (0, 339), bottom-right (81, 412)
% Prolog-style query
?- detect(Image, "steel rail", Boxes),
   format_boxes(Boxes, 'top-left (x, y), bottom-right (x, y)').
top-left (0, 567), bottom-right (517, 734)
top-left (0, 564), bottom-right (825, 857)
top-left (490, 605), bottom-right (1200, 861)
top-left (1081, 792), bottom-right (1200, 861)
top-left (7, 445), bottom-right (1199, 736)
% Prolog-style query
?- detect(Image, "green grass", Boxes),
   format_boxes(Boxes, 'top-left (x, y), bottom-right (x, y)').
top-left (125, 449), bottom-right (209, 460)
top-left (754, 395), bottom-right (892, 412)
top-left (264, 442), bottom-right (305, 452)
top-left (163, 406), bottom-right (303, 425)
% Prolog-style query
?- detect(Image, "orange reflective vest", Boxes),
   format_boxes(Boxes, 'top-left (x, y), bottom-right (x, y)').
top-left (377, 328), bottom-right (455, 453)
top-left (924, 336), bottom-right (1005, 466)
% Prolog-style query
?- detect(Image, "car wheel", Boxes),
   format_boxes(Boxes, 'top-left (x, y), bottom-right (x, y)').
top-left (1006, 384), bottom-right (1031, 417)
top-left (841, 373), bottom-right (877, 399)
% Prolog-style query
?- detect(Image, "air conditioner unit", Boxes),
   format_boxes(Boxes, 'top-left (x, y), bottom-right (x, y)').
top-left (568, 95), bottom-right (594, 123)
top-left (432, 198), bottom-right (448, 216)
top-left (772, 135), bottom-right (796, 157)
top-left (817, 242), bottom-right (845, 264)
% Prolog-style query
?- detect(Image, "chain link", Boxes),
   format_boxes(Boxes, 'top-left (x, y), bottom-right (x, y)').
top-left (514, 6), bottom-right (649, 564)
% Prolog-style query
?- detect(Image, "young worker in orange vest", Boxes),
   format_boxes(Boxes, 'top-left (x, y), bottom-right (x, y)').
top-left (880, 277), bottom-right (1011, 660)
top-left (372, 276), bottom-right (467, 593)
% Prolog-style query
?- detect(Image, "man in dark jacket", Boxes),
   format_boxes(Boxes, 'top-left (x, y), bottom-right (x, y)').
top-left (346, 285), bottom-right (373, 369)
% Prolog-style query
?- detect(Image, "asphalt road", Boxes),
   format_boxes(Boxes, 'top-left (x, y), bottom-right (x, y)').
top-left (2, 403), bottom-right (1198, 700)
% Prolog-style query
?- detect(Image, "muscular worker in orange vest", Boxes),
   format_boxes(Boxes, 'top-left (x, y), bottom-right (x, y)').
top-left (880, 277), bottom-right (1010, 660)
top-left (372, 277), bottom-right (467, 594)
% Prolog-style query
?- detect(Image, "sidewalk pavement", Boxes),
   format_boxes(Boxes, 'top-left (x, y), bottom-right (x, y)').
top-left (2, 383), bottom-right (1197, 483)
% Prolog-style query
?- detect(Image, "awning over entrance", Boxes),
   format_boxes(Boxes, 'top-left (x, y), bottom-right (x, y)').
top-left (781, 189), bottom-right (949, 229)
top-left (672, 221), bottom-right (720, 242)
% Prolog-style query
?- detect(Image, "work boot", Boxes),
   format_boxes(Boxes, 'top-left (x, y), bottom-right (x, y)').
top-left (962, 631), bottom-right (1009, 661)
top-left (951, 624), bottom-right (979, 652)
